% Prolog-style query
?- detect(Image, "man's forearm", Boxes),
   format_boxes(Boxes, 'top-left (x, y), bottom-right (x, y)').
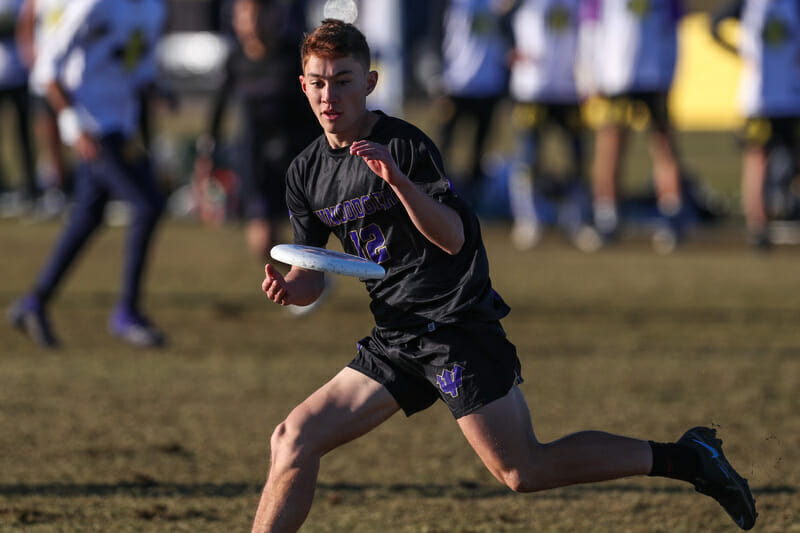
top-left (284, 267), bottom-right (326, 306)
top-left (390, 178), bottom-right (464, 255)
top-left (46, 81), bottom-right (71, 114)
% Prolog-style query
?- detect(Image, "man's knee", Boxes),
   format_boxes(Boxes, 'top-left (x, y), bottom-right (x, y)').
top-left (497, 466), bottom-right (542, 493)
top-left (270, 420), bottom-right (297, 458)
top-left (493, 447), bottom-right (552, 493)
top-left (269, 416), bottom-right (319, 467)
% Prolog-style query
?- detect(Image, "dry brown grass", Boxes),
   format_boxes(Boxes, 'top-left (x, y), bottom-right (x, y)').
top-left (1, 216), bottom-right (798, 532)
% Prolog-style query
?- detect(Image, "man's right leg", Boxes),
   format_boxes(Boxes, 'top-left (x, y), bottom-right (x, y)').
top-left (508, 127), bottom-right (541, 250)
top-left (32, 155), bottom-right (107, 302)
top-left (251, 367), bottom-right (400, 533)
top-left (591, 124), bottom-right (626, 237)
top-left (458, 386), bottom-right (756, 530)
top-left (7, 161), bottom-right (106, 347)
top-left (742, 145), bottom-right (768, 245)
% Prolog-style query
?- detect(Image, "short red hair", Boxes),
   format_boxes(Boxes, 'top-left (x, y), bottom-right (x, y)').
top-left (301, 19), bottom-right (371, 72)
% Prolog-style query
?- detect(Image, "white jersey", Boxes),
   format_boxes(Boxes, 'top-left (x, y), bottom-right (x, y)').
top-left (586, 0), bottom-right (681, 95)
top-left (36, 0), bottom-right (165, 139)
top-left (0, 0), bottom-right (28, 89)
top-left (739, 0), bottom-right (800, 117)
top-left (441, 0), bottom-right (510, 97)
top-left (28, 0), bottom-right (69, 96)
top-left (509, 0), bottom-right (583, 104)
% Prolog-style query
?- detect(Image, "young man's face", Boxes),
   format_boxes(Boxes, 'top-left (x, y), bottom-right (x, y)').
top-left (300, 54), bottom-right (377, 148)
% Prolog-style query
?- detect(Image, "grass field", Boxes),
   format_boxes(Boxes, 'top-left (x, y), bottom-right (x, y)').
top-left (1, 209), bottom-right (799, 531)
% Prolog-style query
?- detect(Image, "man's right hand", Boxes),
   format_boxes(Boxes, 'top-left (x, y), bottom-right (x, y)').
top-left (261, 264), bottom-right (326, 307)
top-left (75, 132), bottom-right (99, 161)
top-left (262, 264), bottom-right (290, 305)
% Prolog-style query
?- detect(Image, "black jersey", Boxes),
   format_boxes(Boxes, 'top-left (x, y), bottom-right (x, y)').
top-left (286, 112), bottom-right (510, 334)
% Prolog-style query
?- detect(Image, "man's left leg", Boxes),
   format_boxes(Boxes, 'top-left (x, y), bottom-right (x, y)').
top-left (457, 386), bottom-right (757, 530)
top-left (101, 136), bottom-right (166, 346)
top-left (457, 385), bottom-right (651, 491)
top-left (252, 367), bottom-right (400, 533)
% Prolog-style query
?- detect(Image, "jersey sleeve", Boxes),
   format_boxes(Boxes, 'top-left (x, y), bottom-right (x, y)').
top-left (286, 158), bottom-right (331, 248)
top-left (35, 0), bottom-right (99, 85)
top-left (393, 132), bottom-right (456, 205)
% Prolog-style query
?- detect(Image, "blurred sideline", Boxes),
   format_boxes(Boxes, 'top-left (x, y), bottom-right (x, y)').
top-left (583, 13), bottom-right (742, 132)
top-left (671, 13), bottom-right (742, 131)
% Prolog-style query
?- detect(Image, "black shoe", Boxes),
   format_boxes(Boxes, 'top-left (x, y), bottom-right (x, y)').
top-left (746, 229), bottom-right (771, 252)
top-left (678, 426), bottom-right (757, 530)
top-left (6, 294), bottom-right (60, 348)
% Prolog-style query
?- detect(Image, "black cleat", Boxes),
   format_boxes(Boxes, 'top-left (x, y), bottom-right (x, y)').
top-left (678, 426), bottom-right (757, 530)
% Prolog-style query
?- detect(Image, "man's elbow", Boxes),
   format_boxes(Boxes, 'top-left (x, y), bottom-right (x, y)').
top-left (443, 230), bottom-right (465, 255)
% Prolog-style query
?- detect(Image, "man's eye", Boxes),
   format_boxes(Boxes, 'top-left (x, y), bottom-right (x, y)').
top-left (337, 80), bottom-right (351, 86)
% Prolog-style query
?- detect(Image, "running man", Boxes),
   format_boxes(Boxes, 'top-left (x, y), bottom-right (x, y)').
top-left (6, 0), bottom-right (167, 348)
top-left (253, 19), bottom-right (757, 532)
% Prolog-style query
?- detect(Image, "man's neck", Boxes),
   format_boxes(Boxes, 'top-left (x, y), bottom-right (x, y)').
top-left (326, 111), bottom-right (379, 149)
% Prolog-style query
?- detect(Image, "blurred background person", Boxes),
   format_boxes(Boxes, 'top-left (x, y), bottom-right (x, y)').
top-left (0, 0), bottom-right (37, 216)
top-left (584, 0), bottom-right (687, 253)
top-left (16, 0), bottom-right (72, 218)
top-left (710, 0), bottom-right (800, 249)
top-left (195, 0), bottom-right (316, 261)
top-left (6, 0), bottom-right (168, 348)
top-left (425, 0), bottom-right (514, 211)
top-left (356, 0), bottom-right (405, 116)
top-left (506, 0), bottom-right (595, 251)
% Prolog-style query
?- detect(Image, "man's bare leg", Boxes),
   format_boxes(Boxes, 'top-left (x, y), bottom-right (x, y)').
top-left (591, 125), bottom-right (627, 234)
top-left (458, 386), bottom-right (757, 529)
top-left (457, 386), bottom-right (651, 491)
top-left (252, 368), bottom-right (400, 533)
top-left (649, 129), bottom-right (682, 214)
top-left (742, 146), bottom-right (768, 237)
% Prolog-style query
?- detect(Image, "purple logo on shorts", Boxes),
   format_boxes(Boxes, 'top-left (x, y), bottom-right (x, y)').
top-left (437, 365), bottom-right (464, 398)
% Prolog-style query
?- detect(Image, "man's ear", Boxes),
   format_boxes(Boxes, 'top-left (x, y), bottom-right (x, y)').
top-left (366, 70), bottom-right (378, 95)
top-left (299, 75), bottom-right (307, 95)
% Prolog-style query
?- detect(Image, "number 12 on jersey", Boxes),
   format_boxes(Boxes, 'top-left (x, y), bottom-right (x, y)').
top-left (348, 224), bottom-right (389, 264)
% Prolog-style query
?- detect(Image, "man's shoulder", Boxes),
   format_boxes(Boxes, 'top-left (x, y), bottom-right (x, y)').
top-left (371, 113), bottom-right (442, 162)
top-left (291, 134), bottom-right (327, 162)
top-left (373, 112), bottom-right (431, 143)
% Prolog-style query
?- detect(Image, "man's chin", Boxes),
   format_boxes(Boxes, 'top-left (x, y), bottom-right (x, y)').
top-left (321, 122), bottom-right (347, 135)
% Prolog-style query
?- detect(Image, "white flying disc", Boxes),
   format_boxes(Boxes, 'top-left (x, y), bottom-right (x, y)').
top-left (270, 244), bottom-right (385, 280)
top-left (323, 0), bottom-right (358, 23)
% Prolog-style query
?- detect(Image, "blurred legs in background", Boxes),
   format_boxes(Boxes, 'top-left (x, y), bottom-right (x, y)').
top-left (0, 85), bottom-right (38, 217)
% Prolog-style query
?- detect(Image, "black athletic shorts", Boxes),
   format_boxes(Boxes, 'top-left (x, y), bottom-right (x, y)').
top-left (600, 90), bottom-right (671, 133)
top-left (743, 116), bottom-right (800, 150)
top-left (348, 320), bottom-right (523, 419)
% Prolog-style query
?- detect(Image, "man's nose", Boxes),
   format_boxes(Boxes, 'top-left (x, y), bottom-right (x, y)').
top-left (322, 84), bottom-right (337, 103)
